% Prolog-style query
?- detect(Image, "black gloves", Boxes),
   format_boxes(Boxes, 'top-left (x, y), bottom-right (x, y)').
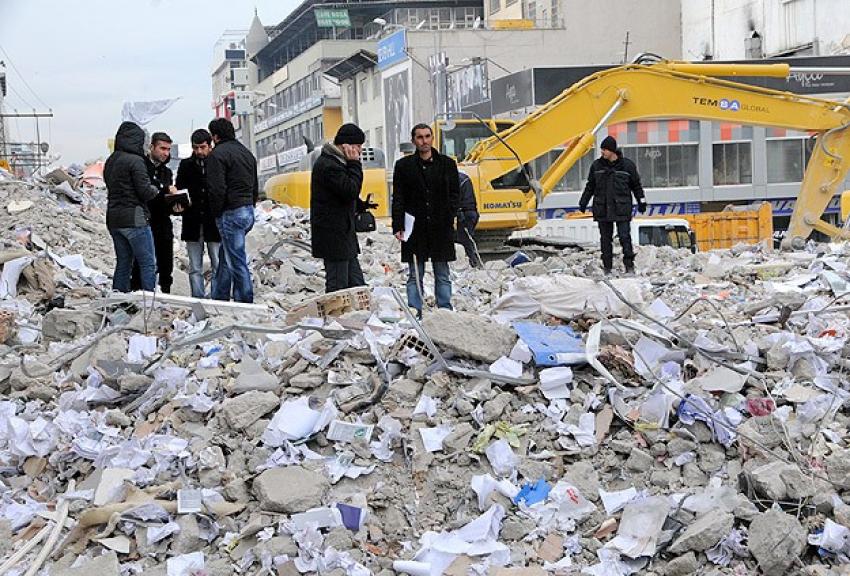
top-left (365, 193), bottom-right (378, 210)
top-left (456, 210), bottom-right (466, 224)
top-left (637, 200), bottom-right (647, 214)
top-left (578, 204), bottom-right (587, 213)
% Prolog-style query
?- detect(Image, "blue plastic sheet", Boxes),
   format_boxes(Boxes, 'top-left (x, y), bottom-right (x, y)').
top-left (513, 477), bottom-right (551, 506)
top-left (513, 322), bottom-right (583, 366)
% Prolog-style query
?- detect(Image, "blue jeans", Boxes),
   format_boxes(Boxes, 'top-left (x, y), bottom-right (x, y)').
top-left (406, 260), bottom-right (452, 313)
top-left (213, 205), bottom-right (254, 303)
top-left (110, 226), bottom-right (156, 292)
top-left (187, 240), bottom-right (220, 298)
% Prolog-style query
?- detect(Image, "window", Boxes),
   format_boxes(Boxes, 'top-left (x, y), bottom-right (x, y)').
top-left (507, 0), bottom-right (518, 5)
top-left (767, 138), bottom-right (813, 183)
top-left (359, 77), bottom-right (369, 103)
top-left (372, 71), bottom-right (382, 100)
top-left (620, 144), bottom-right (699, 188)
top-left (713, 142), bottom-right (752, 185)
top-left (375, 125), bottom-right (384, 150)
top-left (489, 0), bottom-right (501, 13)
top-left (530, 149), bottom-right (594, 192)
top-left (524, 0), bottom-right (537, 21)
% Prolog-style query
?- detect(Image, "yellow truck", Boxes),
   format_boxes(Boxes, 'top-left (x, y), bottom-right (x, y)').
top-left (683, 202), bottom-right (773, 251)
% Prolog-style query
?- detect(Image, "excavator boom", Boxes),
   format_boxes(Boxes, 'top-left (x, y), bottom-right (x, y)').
top-left (464, 60), bottom-right (850, 248)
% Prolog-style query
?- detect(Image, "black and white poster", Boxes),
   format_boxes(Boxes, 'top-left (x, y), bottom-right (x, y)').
top-left (382, 62), bottom-right (412, 168)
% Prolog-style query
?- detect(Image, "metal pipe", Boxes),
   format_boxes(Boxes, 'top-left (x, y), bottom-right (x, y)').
top-left (666, 63), bottom-right (791, 77)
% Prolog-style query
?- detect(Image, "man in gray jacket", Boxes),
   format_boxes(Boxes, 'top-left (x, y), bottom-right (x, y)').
top-left (104, 122), bottom-right (159, 292)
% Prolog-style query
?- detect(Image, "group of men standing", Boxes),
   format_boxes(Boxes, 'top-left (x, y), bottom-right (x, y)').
top-left (103, 117), bottom-right (258, 303)
top-left (310, 122), bottom-right (480, 318)
top-left (104, 114), bottom-right (644, 315)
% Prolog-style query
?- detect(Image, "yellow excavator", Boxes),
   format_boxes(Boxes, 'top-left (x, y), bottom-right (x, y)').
top-left (463, 54), bottom-right (850, 250)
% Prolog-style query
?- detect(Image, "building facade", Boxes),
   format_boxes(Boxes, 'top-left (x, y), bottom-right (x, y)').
top-left (682, 0), bottom-right (850, 60)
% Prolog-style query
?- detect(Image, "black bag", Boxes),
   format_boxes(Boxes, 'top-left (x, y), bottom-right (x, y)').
top-left (355, 210), bottom-right (376, 233)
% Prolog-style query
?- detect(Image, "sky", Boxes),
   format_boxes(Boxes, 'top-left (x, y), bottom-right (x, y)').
top-left (0, 0), bottom-right (301, 164)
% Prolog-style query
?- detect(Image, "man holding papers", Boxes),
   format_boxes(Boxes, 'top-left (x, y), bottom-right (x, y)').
top-left (392, 123), bottom-right (460, 317)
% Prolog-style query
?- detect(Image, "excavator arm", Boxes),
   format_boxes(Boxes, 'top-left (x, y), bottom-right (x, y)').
top-left (463, 60), bottom-right (850, 247)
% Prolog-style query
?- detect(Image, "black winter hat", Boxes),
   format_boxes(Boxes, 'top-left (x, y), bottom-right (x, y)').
top-left (600, 135), bottom-right (617, 152)
top-left (334, 123), bottom-right (366, 145)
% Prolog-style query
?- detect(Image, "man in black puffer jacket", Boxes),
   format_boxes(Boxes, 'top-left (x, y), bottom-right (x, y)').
top-left (104, 122), bottom-right (159, 292)
top-left (310, 123), bottom-right (376, 293)
top-left (579, 136), bottom-right (646, 274)
top-left (206, 117), bottom-right (259, 303)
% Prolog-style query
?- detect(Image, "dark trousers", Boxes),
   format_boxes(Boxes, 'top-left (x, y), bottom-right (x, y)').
top-left (598, 220), bottom-right (635, 271)
top-left (131, 219), bottom-right (173, 292)
top-left (324, 257), bottom-right (366, 293)
top-left (456, 211), bottom-right (482, 267)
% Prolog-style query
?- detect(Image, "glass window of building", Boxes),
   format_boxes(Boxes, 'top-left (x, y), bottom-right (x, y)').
top-left (372, 71), bottom-right (382, 100)
top-left (767, 138), bottom-right (813, 183)
top-left (713, 142), bottom-right (753, 185)
top-left (359, 77), bottom-right (369, 103)
top-left (621, 144), bottom-right (699, 188)
top-left (489, 0), bottom-right (501, 13)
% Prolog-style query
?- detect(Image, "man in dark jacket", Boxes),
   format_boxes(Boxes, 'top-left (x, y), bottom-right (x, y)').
top-left (104, 122), bottom-right (159, 292)
top-left (130, 131), bottom-right (181, 293)
top-left (456, 170), bottom-right (482, 268)
top-left (176, 129), bottom-right (221, 298)
top-left (392, 123), bottom-right (460, 316)
top-left (579, 136), bottom-right (646, 274)
top-left (206, 117), bottom-right (259, 303)
top-left (310, 123), bottom-right (377, 293)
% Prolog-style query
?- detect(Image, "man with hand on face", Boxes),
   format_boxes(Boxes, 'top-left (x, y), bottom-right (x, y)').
top-left (131, 131), bottom-right (184, 293)
top-left (176, 129), bottom-right (220, 298)
top-left (578, 135), bottom-right (646, 275)
top-left (310, 123), bottom-right (377, 293)
top-left (392, 123), bottom-right (460, 317)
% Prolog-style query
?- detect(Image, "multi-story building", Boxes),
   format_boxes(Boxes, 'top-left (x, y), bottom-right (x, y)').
top-left (335, 0), bottom-right (681, 167)
top-left (210, 12), bottom-right (269, 150)
top-left (682, 0), bottom-right (850, 61)
top-left (249, 0), bottom-right (485, 185)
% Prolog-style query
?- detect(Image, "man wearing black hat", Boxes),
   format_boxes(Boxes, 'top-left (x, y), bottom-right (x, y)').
top-left (310, 123), bottom-right (377, 293)
top-left (579, 135), bottom-right (646, 274)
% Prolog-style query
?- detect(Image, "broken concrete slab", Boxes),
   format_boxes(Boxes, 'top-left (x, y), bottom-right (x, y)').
top-left (253, 466), bottom-right (329, 513)
top-left (52, 551), bottom-right (121, 576)
top-left (668, 511), bottom-right (733, 553)
top-left (219, 390), bottom-right (280, 430)
top-left (748, 508), bottom-right (806, 575)
top-left (422, 309), bottom-right (516, 363)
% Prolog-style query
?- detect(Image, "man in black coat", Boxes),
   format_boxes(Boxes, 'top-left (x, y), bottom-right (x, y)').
top-left (206, 117), bottom-right (259, 303)
top-left (176, 129), bottom-right (221, 298)
top-left (456, 170), bottom-right (482, 268)
top-left (310, 123), bottom-right (376, 293)
top-left (392, 123), bottom-right (460, 316)
top-left (130, 131), bottom-right (182, 292)
top-left (578, 136), bottom-right (647, 274)
top-left (104, 122), bottom-right (159, 292)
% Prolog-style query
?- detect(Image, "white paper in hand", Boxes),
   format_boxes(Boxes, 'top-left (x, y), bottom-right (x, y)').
top-left (403, 212), bottom-right (415, 242)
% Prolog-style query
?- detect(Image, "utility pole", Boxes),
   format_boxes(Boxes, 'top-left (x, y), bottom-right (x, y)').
top-left (622, 31), bottom-right (631, 64)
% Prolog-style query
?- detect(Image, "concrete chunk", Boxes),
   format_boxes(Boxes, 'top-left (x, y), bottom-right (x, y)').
top-left (668, 511), bottom-right (733, 553)
top-left (220, 390), bottom-right (279, 430)
top-left (749, 508), bottom-right (806, 575)
top-left (253, 466), bottom-right (329, 513)
top-left (422, 309), bottom-right (516, 363)
top-left (52, 551), bottom-right (120, 576)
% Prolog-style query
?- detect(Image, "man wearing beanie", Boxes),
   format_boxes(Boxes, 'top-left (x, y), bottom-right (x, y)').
top-left (578, 135), bottom-right (646, 274)
top-left (310, 123), bottom-right (377, 292)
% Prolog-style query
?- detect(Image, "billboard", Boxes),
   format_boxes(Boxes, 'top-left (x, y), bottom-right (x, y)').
top-left (377, 29), bottom-right (407, 71)
top-left (447, 61), bottom-right (489, 112)
top-left (383, 62), bottom-right (413, 167)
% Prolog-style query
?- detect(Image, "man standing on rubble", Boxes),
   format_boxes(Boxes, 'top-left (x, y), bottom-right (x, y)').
top-left (104, 121), bottom-right (159, 292)
top-left (206, 117), bottom-right (258, 303)
top-left (578, 135), bottom-right (646, 274)
top-left (456, 170), bottom-right (482, 268)
top-left (392, 123), bottom-right (460, 317)
top-left (176, 129), bottom-right (220, 299)
top-left (310, 123), bottom-right (377, 293)
top-left (130, 131), bottom-right (182, 293)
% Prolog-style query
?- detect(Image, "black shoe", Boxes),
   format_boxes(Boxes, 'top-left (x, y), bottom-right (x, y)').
top-left (603, 268), bottom-right (612, 275)
top-left (625, 266), bottom-right (635, 274)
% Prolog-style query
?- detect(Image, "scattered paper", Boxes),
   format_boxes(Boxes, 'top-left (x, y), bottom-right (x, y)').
top-left (599, 487), bottom-right (638, 516)
top-left (167, 551), bottom-right (205, 576)
top-left (539, 366), bottom-right (573, 400)
top-left (263, 397), bottom-right (337, 446)
top-left (327, 420), bottom-right (374, 443)
top-left (177, 488), bottom-right (203, 514)
top-left (413, 395), bottom-right (439, 418)
top-left (489, 356), bottom-right (523, 379)
top-left (419, 425), bottom-right (453, 452)
top-left (127, 334), bottom-right (157, 363)
top-left (0, 256), bottom-right (32, 298)
top-left (292, 507), bottom-right (343, 531)
top-left (470, 474), bottom-right (519, 511)
top-left (606, 496), bottom-right (670, 559)
top-left (485, 439), bottom-right (518, 476)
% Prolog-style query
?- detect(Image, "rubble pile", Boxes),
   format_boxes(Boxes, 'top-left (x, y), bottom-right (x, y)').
top-left (4, 168), bottom-right (850, 575)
